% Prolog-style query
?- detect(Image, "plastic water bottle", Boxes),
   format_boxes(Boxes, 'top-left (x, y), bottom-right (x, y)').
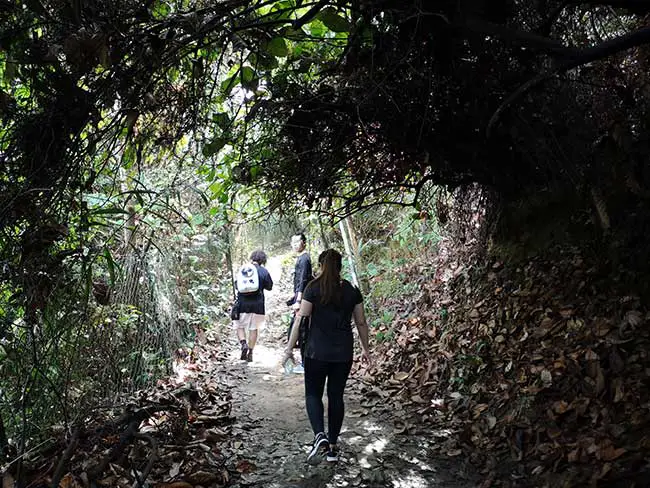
top-left (283, 357), bottom-right (295, 375)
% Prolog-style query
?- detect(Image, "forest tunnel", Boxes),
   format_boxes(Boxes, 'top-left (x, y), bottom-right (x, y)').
top-left (1, 0), bottom-right (650, 486)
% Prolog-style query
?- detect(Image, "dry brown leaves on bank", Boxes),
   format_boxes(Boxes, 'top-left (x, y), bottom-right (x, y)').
top-left (364, 242), bottom-right (650, 487)
top-left (1, 333), bottom-right (254, 488)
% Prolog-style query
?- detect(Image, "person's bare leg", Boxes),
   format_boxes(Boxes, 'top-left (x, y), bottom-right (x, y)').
top-left (236, 328), bottom-right (246, 342)
top-left (236, 326), bottom-right (248, 360)
top-left (248, 329), bottom-right (258, 350)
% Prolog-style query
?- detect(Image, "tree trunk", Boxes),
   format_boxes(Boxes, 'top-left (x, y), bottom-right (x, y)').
top-left (0, 410), bottom-right (7, 456)
top-left (224, 223), bottom-right (237, 300)
top-left (339, 219), bottom-right (359, 288)
top-left (317, 213), bottom-right (330, 249)
top-left (344, 216), bottom-right (369, 293)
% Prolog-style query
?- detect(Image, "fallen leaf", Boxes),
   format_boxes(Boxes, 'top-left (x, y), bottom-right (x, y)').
top-left (3, 474), bottom-right (15, 488)
top-left (394, 371), bottom-right (410, 381)
top-left (553, 400), bottom-right (570, 414)
top-left (624, 310), bottom-right (642, 327)
top-left (236, 460), bottom-right (256, 474)
top-left (155, 483), bottom-right (192, 488)
top-left (411, 395), bottom-right (427, 404)
top-left (567, 448), bottom-right (580, 463)
top-left (169, 462), bottom-right (181, 478)
top-left (612, 378), bottom-right (624, 403)
top-left (59, 474), bottom-right (81, 488)
top-left (560, 308), bottom-right (574, 318)
top-left (187, 470), bottom-right (219, 484)
top-left (600, 445), bottom-right (626, 461)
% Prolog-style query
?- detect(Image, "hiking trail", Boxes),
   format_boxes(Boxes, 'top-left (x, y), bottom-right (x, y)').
top-left (212, 255), bottom-right (478, 488)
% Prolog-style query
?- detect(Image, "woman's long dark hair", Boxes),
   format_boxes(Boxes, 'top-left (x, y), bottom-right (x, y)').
top-left (309, 249), bottom-right (342, 305)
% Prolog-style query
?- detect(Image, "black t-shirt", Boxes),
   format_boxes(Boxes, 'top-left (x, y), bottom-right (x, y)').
top-left (303, 279), bottom-right (363, 362)
top-left (238, 264), bottom-right (273, 315)
top-left (293, 252), bottom-right (312, 296)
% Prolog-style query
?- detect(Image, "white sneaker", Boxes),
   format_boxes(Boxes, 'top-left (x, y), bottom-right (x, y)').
top-left (307, 432), bottom-right (329, 465)
top-left (293, 364), bottom-right (305, 374)
top-left (326, 448), bottom-right (339, 462)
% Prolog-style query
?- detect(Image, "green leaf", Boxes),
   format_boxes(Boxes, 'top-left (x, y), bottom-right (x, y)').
top-left (213, 112), bottom-right (231, 130)
top-left (241, 66), bottom-right (255, 83)
top-left (252, 52), bottom-right (279, 70)
top-left (191, 213), bottom-right (204, 226)
top-left (281, 26), bottom-right (307, 40)
top-left (317, 7), bottom-right (351, 33)
top-left (209, 181), bottom-right (223, 197)
top-left (269, 1), bottom-right (294, 20)
top-left (266, 37), bottom-right (289, 57)
top-left (122, 144), bottom-right (136, 168)
top-left (151, 0), bottom-right (171, 19)
top-left (220, 75), bottom-right (238, 96)
top-left (240, 66), bottom-right (258, 90)
top-left (307, 19), bottom-right (326, 37)
top-left (104, 248), bottom-right (116, 285)
top-left (202, 138), bottom-right (227, 157)
top-left (93, 207), bottom-right (129, 215)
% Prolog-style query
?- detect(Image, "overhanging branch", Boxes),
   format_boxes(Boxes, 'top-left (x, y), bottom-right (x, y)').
top-left (487, 25), bottom-right (650, 136)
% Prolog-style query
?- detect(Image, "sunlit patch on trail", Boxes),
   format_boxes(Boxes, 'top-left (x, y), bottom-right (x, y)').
top-left (363, 436), bottom-right (388, 454)
top-left (391, 471), bottom-right (430, 487)
top-left (247, 343), bottom-right (285, 371)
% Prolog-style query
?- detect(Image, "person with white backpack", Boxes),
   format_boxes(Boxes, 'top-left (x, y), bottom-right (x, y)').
top-left (232, 250), bottom-right (273, 362)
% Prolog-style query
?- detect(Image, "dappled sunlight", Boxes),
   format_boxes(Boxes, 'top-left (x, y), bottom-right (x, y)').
top-left (359, 419), bottom-right (384, 433)
top-left (247, 343), bottom-right (285, 372)
top-left (391, 470), bottom-right (432, 488)
top-left (170, 361), bottom-right (192, 384)
top-left (403, 456), bottom-right (437, 473)
top-left (223, 341), bottom-right (286, 374)
top-left (362, 437), bottom-right (388, 454)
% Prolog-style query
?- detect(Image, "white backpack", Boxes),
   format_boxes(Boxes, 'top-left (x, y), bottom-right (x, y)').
top-left (236, 264), bottom-right (260, 294)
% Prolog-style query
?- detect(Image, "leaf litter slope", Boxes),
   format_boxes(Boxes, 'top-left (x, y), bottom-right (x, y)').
top-left (222, 254), bottom-right (477, 488)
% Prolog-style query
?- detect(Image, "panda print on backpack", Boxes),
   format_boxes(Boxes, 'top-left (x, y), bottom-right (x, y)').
top-left (236, 264), bottom-right (260, 294)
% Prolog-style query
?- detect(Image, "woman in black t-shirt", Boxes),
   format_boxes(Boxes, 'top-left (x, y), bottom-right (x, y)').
top-left (283, 249), bottom-right (372, 464)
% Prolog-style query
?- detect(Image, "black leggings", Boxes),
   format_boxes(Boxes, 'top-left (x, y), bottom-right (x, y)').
top-left (304, 357), bottom-right (352, 445)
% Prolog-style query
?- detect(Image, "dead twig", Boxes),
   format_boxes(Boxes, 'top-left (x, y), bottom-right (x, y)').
top-left (130, 433), bottom-right (158, 488)
top-left (50, 427), bottom-right (80, 488)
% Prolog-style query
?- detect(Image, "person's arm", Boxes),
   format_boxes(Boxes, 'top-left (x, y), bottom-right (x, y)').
top-left (353, 303), bottom-right (372, 365)
top-left (283, 300), bottom-right (313, 361)
top-left (293, 255), bottom-right (310, 308)
top-left (264, 268), bottom-right (273, 291)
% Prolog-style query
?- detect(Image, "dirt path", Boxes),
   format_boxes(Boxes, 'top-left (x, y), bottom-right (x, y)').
top-left (214, 256), bottom-right (478, 488)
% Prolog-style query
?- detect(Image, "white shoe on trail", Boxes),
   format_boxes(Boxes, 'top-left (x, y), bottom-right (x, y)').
top-left (307, 432), bottom-right (329, 465)
top-left (326, 448), bottom-right (339, 463)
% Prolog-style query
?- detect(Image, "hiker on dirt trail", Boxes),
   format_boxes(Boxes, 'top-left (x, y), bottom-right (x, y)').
top-left (283, 249), bottom-right (372, 465)
top-left (287, 233), bottom-right (312, 374)
top-left (233, 250), bottom-right (273, 363)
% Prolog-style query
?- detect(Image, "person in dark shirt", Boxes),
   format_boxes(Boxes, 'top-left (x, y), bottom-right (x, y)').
top-left (287, 233), bottom-right (312, 373)
top-left (283, 249), bottom-right (372, 464)
top-left (233, 250), bottom-right (273, 362)
top-left (292, 233), bottom-right (312, 306)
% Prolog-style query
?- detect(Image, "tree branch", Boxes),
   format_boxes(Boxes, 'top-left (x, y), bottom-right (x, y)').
top-left (539, 0), bottom-right (650, 36)
top-left (464, 17), bottom-right (581, 58)
top-left (487, 25), bottom-right (650, 136)
top-left (292, 0), bottom-right (329, 30)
